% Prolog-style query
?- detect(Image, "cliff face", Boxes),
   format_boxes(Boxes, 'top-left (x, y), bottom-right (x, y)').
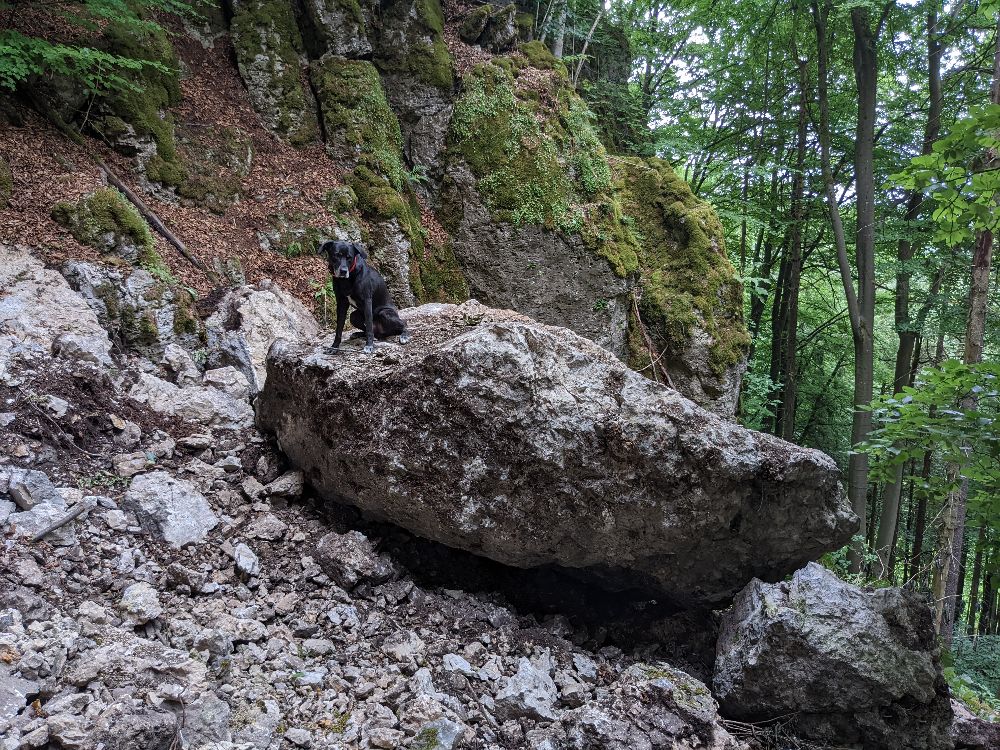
top-left (27, 0), bottom-right (750, 415)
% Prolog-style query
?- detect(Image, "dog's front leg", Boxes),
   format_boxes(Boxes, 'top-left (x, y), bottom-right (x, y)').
top-left (329, 294), bottom-right (349, 354)
top-left (363, 297), bottom-right (375, 354)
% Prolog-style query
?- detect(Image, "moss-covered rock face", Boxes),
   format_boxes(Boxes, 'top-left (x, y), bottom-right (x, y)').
top-left (51, 188), bottom-right (156, 265)
top-left (89, 21), bottom-right (185, 182)
top-left (374, 0), bottom-right (453, 90)
top-left (299, 0), bottom-right (371, 58)
top-left (173, 125), bottom-right (253, 213)
top-left (230, 0), bottom-right (319, 146)
top-left (615, 157), bottom-right (748, 375)
top-left (443, 59), bottom-right (748, 413)
top-left (311, 56), bottom-right (407, 188)
top-left (460, 3), bottom-right (518, 53)
top-left (449, 61), bottom-right (618, 233)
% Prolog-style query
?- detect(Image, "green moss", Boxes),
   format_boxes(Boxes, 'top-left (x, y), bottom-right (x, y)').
top-left (615, 156), bottom-right (749, 374)
top-left (172, 290), bottom-right (200, 336)
top-left (412, 727), bottom-right (442, 750)
top-left (51, 188), bottom-right (156, 259)
top-left (460, 4), bottom-right (492, 42)
top-left (515, 12), bottom-right (534, 41)
top-left (449, 61), bottom-right (608, 230)
top-left (311, 57), bottom-right (406, 189)
top-left (230, 0), bottom-right (318, 146)
top-left (97, 20), bottom-right (184, 177)
top-left (323, 185), bottom-right (357, 212)
top-left (348, 166), bottom-right (466, 304)
top-left (519, 40), bottom-right (566, 75)
top-left (449, 60), bottom-right (746, 375)
top-left (376, 0), bottom-right (453, 89)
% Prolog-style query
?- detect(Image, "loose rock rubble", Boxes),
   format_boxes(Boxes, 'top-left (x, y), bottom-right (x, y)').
top-left (0, 260), bottom-right (976, 750)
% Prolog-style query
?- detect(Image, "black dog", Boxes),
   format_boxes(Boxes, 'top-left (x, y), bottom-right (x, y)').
top-left (318, 240), bottom-right (410, 355)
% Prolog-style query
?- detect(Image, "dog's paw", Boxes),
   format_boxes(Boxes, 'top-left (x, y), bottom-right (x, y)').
top-left (363, 344), bottom-right (375, 355)
top-left (399, 332), bottom-right (411, 345)
top-left (325, 345), bottom-right (341, 356)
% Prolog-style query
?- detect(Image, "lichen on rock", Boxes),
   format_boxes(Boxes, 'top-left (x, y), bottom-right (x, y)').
top-left (374, 0), bottom-right (454, 90)
top-left (229, 0), bottom-right (319, 146)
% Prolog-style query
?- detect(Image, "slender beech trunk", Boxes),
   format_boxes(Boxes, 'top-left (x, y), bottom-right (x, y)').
top-left (551, 0), bottom-right (567, 59)
top-left (779, 57), bottom-right (809, 441)
top-left (875, 6), bottom-right (944, 578)
top-left (966, 526), bottom-right (985, 635)
top-left (934, 16), bottom-right (1000, 645)
top-left (572, 10), bottom-right (602, 85)
top-left (846, 5), bottom-right (879, 573)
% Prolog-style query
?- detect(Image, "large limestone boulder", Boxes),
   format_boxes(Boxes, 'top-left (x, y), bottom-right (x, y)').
top-left (714, 563), bottom-right (953, 750)
top-left (0, 245), bottom-right (112, 376)
top-left (258, 301), bottom-right (855, 605)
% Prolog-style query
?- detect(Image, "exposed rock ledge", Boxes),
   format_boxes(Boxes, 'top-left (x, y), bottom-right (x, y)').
top-left (258, 301), bottom-right (856, 606)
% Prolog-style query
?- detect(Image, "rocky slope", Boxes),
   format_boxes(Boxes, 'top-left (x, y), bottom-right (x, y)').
top-left (2, 238), bottom-right (993, 750)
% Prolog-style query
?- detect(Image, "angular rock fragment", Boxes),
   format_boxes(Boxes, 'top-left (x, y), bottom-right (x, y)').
top-left (714, 563), bottom-right (953, 750)
top-left (123, 471), bottom-right (219, 548)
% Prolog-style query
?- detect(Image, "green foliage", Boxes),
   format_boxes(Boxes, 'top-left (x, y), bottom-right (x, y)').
top-left (860, 360), bottom-right (1000, 502)
top-left (950, 636), bottom-right (1000, 715)
top-left (0, 0), bottom-right (191, 94)
top-left (890, 104), bottom-right (1000, 247)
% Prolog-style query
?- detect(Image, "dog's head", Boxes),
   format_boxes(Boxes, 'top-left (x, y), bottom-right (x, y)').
top-left (318, 240), bottom-right (367, 279)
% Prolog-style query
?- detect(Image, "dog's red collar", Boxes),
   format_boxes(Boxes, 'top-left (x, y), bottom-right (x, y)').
top-left (349, 256), bottom-right (359, 274)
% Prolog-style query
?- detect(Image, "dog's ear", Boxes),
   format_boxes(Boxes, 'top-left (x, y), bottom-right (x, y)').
top-left (317, 240), bottom-right (334, 257)
top-left (352, 242), bottom-right (368, 260)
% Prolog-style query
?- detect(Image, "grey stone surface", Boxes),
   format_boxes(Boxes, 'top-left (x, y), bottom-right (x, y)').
top-left (495, 657), bottom-right (558, 721)
top-left (259, 301), bottom-right (855, 605)
top-left (122, 471), bottom-right (219, 548)
top-left (315, 530), bottom-right (395, 590)
top-left (0, 245), bottom-right (112, 375)
top-left (714, 563), bottom-right (953, 750)
top-left (204, 280), bottom-right (320, 396)
top-left (129, 372), bottom-right (254, 430)
top-left (441, 164), bottom-right (631, 358)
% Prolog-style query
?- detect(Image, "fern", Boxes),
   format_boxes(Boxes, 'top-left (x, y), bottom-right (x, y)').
top-left (0, 0), bottom-right (194, 95)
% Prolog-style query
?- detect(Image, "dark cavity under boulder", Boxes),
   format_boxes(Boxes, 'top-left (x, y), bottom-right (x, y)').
top-left (257, 301), bottom-right (856, 607)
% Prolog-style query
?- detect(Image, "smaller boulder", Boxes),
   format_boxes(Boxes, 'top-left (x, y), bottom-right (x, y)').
top-left (951, 699), bottom-right (1000, 749)
top-left (315, 530), bottom-right (395, 590)
top-left (233, 542), bottom-right (261, 580)
top-left (4, 467), bottom-right (64, 510)
top-left (265, 470), bottom-right (304, 498)
top-left (495, 657), bottom-right (559, 721)
top-left (714, 563), bottom-right (953, 750)
top-left (460, 3), bottom-right (518, 52)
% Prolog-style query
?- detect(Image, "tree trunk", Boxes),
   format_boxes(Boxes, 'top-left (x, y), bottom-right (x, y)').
top-left (966, 526), bottom-right (985, 635)
top-left (552, 0), bottom-right (567, 59)
top-left (779, 57), bottom-right (809, 442)
top-left (572, 10), bottom-right (603, 85)
top-left (874, 5), bottom-right (944, 578)
top-left (934, 16), bottom-right (999, 645)
top-left (846, 5), bottom-right (879, 572)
